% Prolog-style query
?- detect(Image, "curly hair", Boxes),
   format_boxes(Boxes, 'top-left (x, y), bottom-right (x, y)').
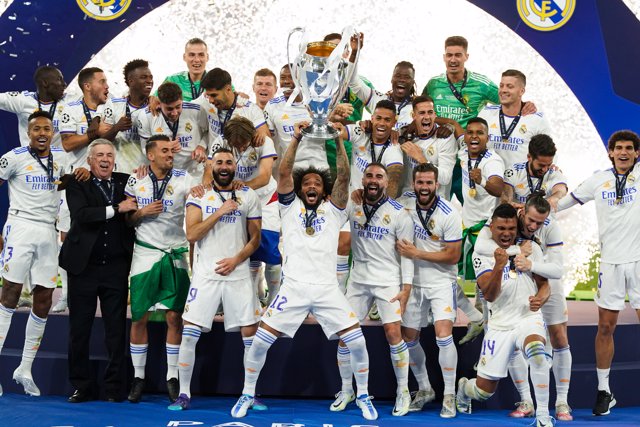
top-left (293, 166), bottom-right (334, 200)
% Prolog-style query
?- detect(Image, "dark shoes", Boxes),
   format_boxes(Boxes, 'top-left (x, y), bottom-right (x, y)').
top-left (593, 390), bottom-right (616, 416)
top-left (167, 378), bottom-right (179, 402)
top-left (68, 389), bottom-right (93, 403)
top-left (127, 377), bottom-right (145, 403)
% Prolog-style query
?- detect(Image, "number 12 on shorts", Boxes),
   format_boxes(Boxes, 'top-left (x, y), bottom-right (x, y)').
top-left (481, 339), bottom-right (495, 356)
top-left (269, 294), bottom-right (288, 312)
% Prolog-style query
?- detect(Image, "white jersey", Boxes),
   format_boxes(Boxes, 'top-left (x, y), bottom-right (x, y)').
top-left (399, 193), bottom-right (462, 287)
top-left (279, 195), bottom-right (346, 285)
top-left (0, 146), bottom-right (67, 224)
top-left (478, 105), bottom-right (552, 169)
top-left (186, 186), bottom-right (261, 281)
top-left (124, 169), bottom-right (192, 248)
top-left (400, 130), bottom-right (457, 197)
top-left (473, 242), bottom-right (544, 330)
top-left (137, 102), bottom-right (208, 177)
top-left (0, 91), bottom-right (76, 147)
top-left (346, 124), bottom-right (403, 192)
top-left (561, 163), bottom-right (640, 264)
top-left (348, 67), bottom-right (413, 129)
top-left (58, 99), bottom-right (108, 170)
top-left (263, 95), bottom-right (328, 169)
top-left (347, 197), bottom-right (414, 286)
top-left (459, 148), bottom-right (505, 226)
top-left (102, 97), bottom-right (147, 174)
top-left (504, 161), bottom-right (568, 204)
top-left (201, 94), bottom-right (266, 152)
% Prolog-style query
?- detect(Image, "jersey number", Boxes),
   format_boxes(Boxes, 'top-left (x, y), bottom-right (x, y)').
top-left (481, 339), bottom-right (496, 356)
top-left (269, 295), bottom-right (288, 312)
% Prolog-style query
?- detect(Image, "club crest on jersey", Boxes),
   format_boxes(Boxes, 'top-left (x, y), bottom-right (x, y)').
top-left (166, 185), bottom-right (174, 196)
top-left (517, 0), bottom-right (575, 32)
top-left (185, 122), bottom-right (193, 133)
top-left (248, 151), bottom-right (258, 162)
top-left (428, 219), bottom-right (435, 230)
top-left (427, 145), bottom-right (435, 157)
top-left (3, 264), bottom-right (8, 272)
top-left (382, 214), bottom-right (391, 225)
top-left (519, 124), bottom-right (527, 134)
top-left (76, 0), bottom-right (132, 21)
top-left (628, 174), bottom-right (636, 185)
top-left (235, 197), bottom-right (243, 205)
top-left (53, 162), bottom-right (59, 171)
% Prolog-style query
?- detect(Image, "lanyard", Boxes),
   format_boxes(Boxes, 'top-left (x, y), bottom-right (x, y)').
top-left (36, 93), bottom-right (57, 118)
top-left (447, 70), bottom-right (468, 108)
top-left (213, 186), bottom-right (237, 203)
top-left (148, 169), bottom-right (172, 201)
top-left (27, 147), bottom-right (54, 182)
top-left (188, 71), bottom-right (205, 100)
top-left (416, 196), bottom-right (439, 237)
top-left (92, 176), bottom-right (115, 204)
top-left (219, 94), bottom-right (238, 134)
top-left (526, 162), bottom-right (545, 195)
top-left (304, 208), bottom-right (317, 233)
top-left (467, 150), bottom-right (486, 190)
top-left (369, 137), bottom-right (390, 164)
top-left (81, 101), bottom-right (94, 124)
top-left (499, 106), bottom-right (522, 142)
top-left (613, 169), bottom-right (632, 202)
top-left (363, 196), bottom-right (388, 228)
top-left (162, 113), bottom-right (180, 140)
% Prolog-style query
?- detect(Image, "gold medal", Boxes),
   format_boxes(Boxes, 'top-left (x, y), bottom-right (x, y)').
top-left (502, 137), bottom-right (509, 142)
top-left (616, 196), bottom-right (622, 204)
top-left (53, 180), bottom-right (62, 185)
top-left (305, 226), bottom-right (315, 236)
top-left (509, 270), bottom-right (517, 279)
top-left (468, 188), bottom-right (477, 198)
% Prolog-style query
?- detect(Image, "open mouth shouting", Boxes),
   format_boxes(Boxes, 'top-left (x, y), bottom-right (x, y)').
top-left (365, 183), bottom-right (383, 202)
top-left (417, 188), bottom-right (434, 206)
top-left (214, 169), bottom-right (234, 186)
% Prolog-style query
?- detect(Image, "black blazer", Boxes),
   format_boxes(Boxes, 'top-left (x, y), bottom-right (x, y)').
top-left (59, 172), bottom-right (135, 275)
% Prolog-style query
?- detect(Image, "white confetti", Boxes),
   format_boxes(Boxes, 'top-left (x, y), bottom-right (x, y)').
top-left (9, 53), bottom-right (17, 57)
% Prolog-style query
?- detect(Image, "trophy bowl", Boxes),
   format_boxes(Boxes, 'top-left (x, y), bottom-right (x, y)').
top-left (287, 26), bottom-right (360, 140)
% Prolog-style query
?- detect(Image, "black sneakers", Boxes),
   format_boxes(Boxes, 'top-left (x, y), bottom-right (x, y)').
top-left (167, 377), bottom-right (180, 402)
top-left (127, 377), bottom-right (145, 403)
top-left (593, 390), bottom-right (616, 416)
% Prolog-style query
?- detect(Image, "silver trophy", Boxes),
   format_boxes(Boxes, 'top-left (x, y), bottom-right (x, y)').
top-left (287, 26), bottom-right (361, 139)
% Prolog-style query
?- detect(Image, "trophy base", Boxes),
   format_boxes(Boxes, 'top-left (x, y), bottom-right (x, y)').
top-left (301, 124), bottom-right (339, 140)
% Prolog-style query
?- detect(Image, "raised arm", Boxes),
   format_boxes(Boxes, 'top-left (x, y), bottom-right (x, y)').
top-left (277, 121), bottom-right (308, 194)
top-left (330, 123), bottom-right (350, 208)
top-left (476, 248), bottom-right (508, 303)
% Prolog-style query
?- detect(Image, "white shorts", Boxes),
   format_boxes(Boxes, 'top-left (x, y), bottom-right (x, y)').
top-left (261, 278), bottom-right (358, 339)
top-left (541, 279), bottom-right (568, 326)
top-left (182, 274), bottom-right (260, 333)
top-left (347, 281), bottom-right (402, 324)
top-left (402, 282), bottom-right (457, 329)
top-left (1, 216), bottom-right (58, 290)
top-left (477, 315), bottom-right (546, 380)
top-left (57, 190), bottom-right (70, 233)
top-left (595, 261), bottom-right (640, 310)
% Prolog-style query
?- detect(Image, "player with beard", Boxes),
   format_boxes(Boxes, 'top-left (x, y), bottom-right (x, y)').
top-left (252, 68), bottom-right (278, 110)
top-left (557, 130), bottom-right (640, 416)
top-left (502, 134), bottom-right (567, 211)
top-left (400, 96), bottom-right (458, 198)
top-left (457, 203), bottom-right (553, 427)
top-left (333, 162), bottom-right (414, 417)
top-left (475, 195), bottom-right (570, 420)
top-left (397, 163), bottom-right (462, 417)
top-left (231, 121), bottom-right (378, 420)
top-left (169, 148), bottom-right (262, 411)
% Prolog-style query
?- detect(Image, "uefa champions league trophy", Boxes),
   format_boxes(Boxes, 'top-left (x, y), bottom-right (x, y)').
top-left (287, 26), bottom-right (361, 139)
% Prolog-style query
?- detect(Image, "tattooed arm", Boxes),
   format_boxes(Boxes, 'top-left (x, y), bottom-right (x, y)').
top-left (387, 164), bottom-right (404, 198)
top-left (330, 123), bottom-right (350, 209)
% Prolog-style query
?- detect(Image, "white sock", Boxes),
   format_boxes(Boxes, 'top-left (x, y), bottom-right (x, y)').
top-left (19, 311), bottom-right (47, 373)
top-left (336, 255), bottom-right (350, 294)
top-left (552, 346), bottom-right (571, 403)
top-left (242, 327), bottom-right (277, 396)
top-left (406, 339), bottom-right (433, 391)
top-left (337, 344), bottom-right (353, 393)
top-left (250, 261), bottom-right (266, 300)
top-left (390, 340), bottom-right (409, 392)
top-left (177, 325), bottom-right (201, 397)
top-left (597, 368), bottom-right (610, 393)
top-left (464, 377), bottom-right (493, 401)
top-left (166, 343), bottom-right (180, 380)
top-left (525, 341), bottom-right (551, 417)
top-left (436, 335), bottom-right (457, 395)
top-left (456, 284), bottom-right (483, 322)
top-left (130, 343), bottom-right (148, 379)
top-left (341, 328), bottom-right (369, 397)
top-left (264, 264), bottom-right (281, 306)
top-left (0, 303), bottom-right (15, 353)
top-left (242, 335), bottom-right (254, 367)
top-left (509, 349), bottom-right (532, 402)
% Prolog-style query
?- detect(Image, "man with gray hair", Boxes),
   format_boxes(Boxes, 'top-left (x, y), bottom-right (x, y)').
top-left (59, 139), bottom-right (137, 403)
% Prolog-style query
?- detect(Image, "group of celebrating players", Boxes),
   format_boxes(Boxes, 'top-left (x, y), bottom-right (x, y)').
top-left (0, 31), bottom-right (638, 427)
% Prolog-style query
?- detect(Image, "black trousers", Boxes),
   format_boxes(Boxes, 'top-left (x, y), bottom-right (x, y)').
top-left (67, 259), bottom-right (129, 396)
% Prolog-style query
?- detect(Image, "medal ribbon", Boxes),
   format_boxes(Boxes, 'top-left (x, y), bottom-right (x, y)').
top-left (162, 113), bottom-right (180, 140)
top-left (447, 70), bottom-right (468, 108)
top-left (416, 196), bottom-right (439, 237)
top-left (213, 185), bottom-right (237, 203)
top-left (525, 162), bottom-right (545, 196)
top-left (189, 70), bottom-right (206, 100)
top-left (303, 208), bottom-right (317, 230)
top-left (81, 101), bottom-right (94, 124)
top-left (36, 93), bottom-right (57, 118)
top-left (613, 169), bottom-right (631, 201)
top-left (219, 94), bottom-right (238, 134)
top-left (149, 169), bottom-right (172, 201)
top-left (27, 147), bottom-right (54, 182)
top-left (92, 177), bottom-right (115, 204)
top-left (467, 150), bottom-right (486, 190)
top-left (363, 195), bottom-right (388, 228)
top-left (369, 137), bottom-right (390, 164)
top-left (498, 105), bottom-right (522, 142)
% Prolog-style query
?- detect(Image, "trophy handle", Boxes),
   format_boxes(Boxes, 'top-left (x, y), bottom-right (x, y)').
top-left (327, 27), bottom-right (361, 116)
top-left (287, 27), bottom-right (306, 101)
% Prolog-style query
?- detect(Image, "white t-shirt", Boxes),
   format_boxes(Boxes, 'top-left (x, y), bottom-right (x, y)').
top-left (0, 146), bottom-right (67, 224)
top-left (399, 192), bottom-right (462, 287)
top-left (347, 197), bottom-right (414, 286)
top-left (186, 186), bottom-right (261, 281)
top-left (137, 102), bottom-right (208, 177)
top-left (102, 97), bottom-right (147, 174)
top-left (279, 195), bottom-right (346, 286)
top-left (478, 105), bottom-right (552, 169)
top-left (504, 161), bottom-right (568, 204)
top-left (561, 163), bottom-right (640, 264)
top-left (346, 124), bottom-right (403, 192)
top-left (263, 95), bottom-right (328, 170)
top-left (400, 131), bottom-right (458, 197)
top-left (473, 242), bottom-right (544, 330)
top-left (459, 148), bottom-right (505, 227)
top-left (124, 169), bottom-right (192, 248)
top-left (58, 100), bottom-right (108, 170)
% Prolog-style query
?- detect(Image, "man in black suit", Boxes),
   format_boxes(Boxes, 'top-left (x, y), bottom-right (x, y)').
top-left (59, 139), bottom-right (137, 402)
